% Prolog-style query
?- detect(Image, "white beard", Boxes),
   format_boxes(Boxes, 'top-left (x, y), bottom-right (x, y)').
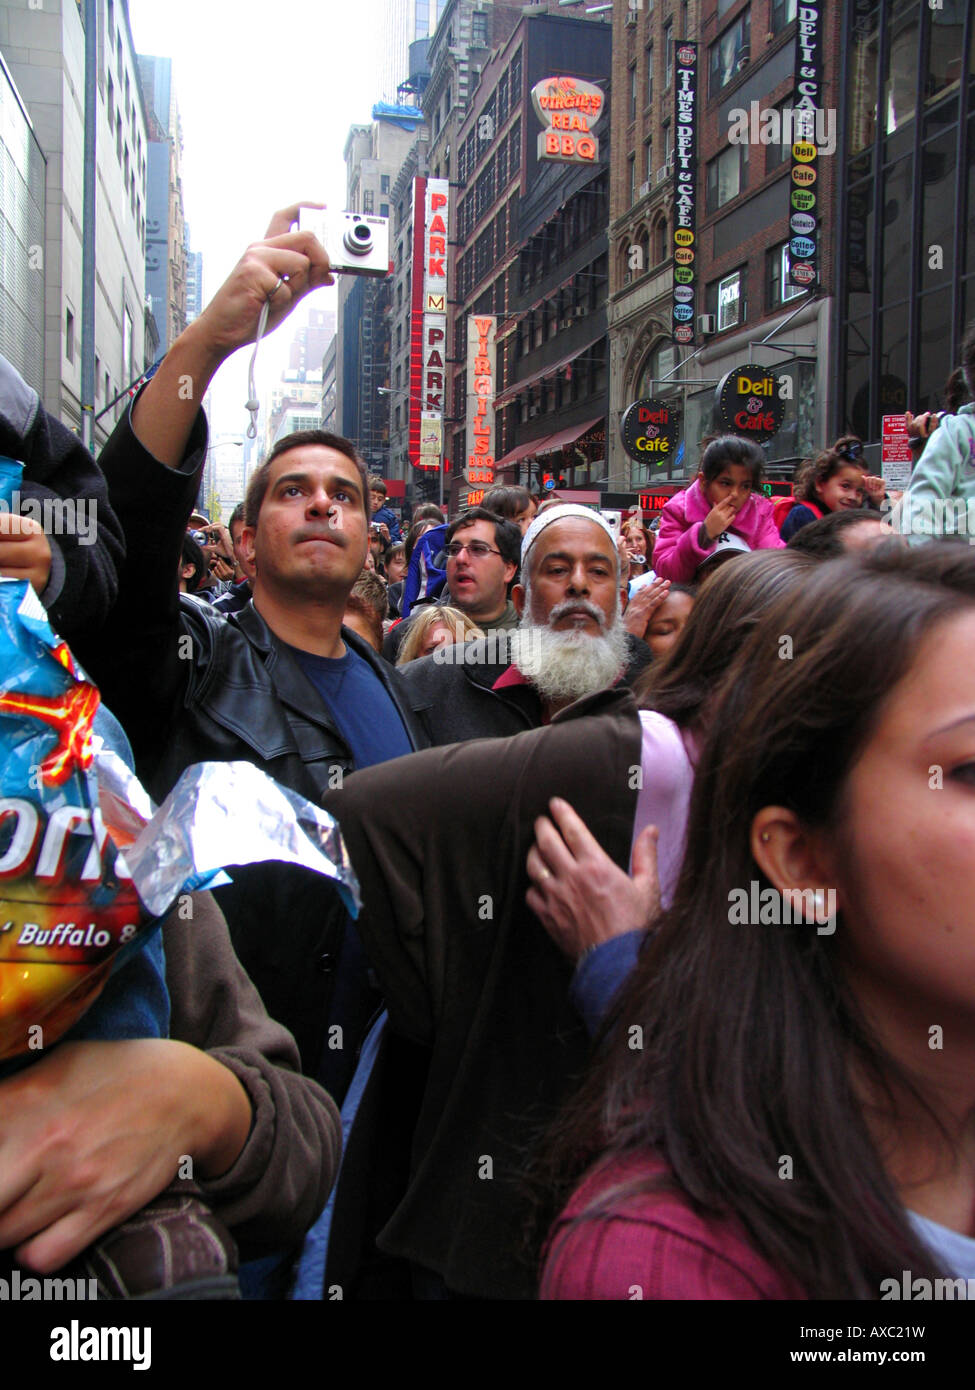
top-left (510, 596), bottom-right (629, 705)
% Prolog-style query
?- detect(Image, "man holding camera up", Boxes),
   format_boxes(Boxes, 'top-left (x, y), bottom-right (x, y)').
top-left (75, 205), bottom-right (426, 1096)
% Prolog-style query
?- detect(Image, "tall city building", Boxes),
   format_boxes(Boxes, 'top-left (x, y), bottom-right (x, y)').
top-left (609, 0), bottom-right (837, 490)
top-left (386, 0), bottom-right (524, 499)
top-left (138, 53), bottom-right (187, 353)
top-left (836, 0), bottom-right (974, 444)
top-left (184, 238), bottom-right (203, 324)
top-left (1, 0), bottom-right (149, 441)
top-left (447, 8), bottom-right (614, 508)
top-left (0, 52), bottom-right (45, 393)
top-left (378, 0), bottom-right (448, 104)
top-left (337, 106), bottom-right (425, 474)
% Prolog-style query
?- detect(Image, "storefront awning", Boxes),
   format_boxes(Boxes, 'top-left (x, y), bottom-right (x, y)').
top-left (494, 436), bottom-right (551, 469)
top-left (535, 416), bottom-right (604, 457)
top-left (495, 415), bottom-right (605, 471)
top-left (494, 334), bottom-right (603, 408)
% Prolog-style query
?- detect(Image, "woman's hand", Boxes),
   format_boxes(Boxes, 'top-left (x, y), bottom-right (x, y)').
top-left (0, 1040), bottom-right (251, 1272)
top-left (526, 797), bottom-right (661, 961)
top-left (623, 576), bottom-right (671, 639)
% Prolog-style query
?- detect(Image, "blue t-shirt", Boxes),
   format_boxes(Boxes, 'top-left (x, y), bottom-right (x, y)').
top-left (290, 640), bottom-right (412, 770)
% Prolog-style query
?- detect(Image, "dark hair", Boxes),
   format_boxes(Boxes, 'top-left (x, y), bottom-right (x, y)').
top-left (228, 503), bottom-right (245, 534)
top-left (446, 507), bottom-right (521, 568)
top-left (699, 435), bottom-right (766, 487)
top-left (943, 368), bottom-right (970, 415)
top-left (412, 502), bottom-right (445, 526)
top-left (632, 550), bottom-right (814, 728)
top-left (244, 430), bottom-right (369, 528)
top-left (404, 518), bottom-right (440, 564)
top-left (793, 435), bottom-right (866, 507)
top-left (481, 484), bottom-right (532, 520)
top-left (961, 320), bottom-right (975, 399)
top-left (386, 542), bottom-right (405, 565)
top-left (367, 475), bottom-right (387, 497)
top-left (180, 532), bottom-right (208, 592)
top-left (787, 508), bottom-right (890, 557)
top-left (537, 544), bottom-right (975, 1298)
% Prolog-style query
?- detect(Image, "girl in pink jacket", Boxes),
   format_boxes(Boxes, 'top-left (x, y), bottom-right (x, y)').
top-left (653, 436), bottom-right (785, 582)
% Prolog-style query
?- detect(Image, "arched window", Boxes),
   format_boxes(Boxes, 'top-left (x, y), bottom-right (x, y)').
top-left (653, 217), bottom-right (668, 267)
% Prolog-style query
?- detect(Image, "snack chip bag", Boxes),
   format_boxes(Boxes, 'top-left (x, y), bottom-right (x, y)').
top-left (0, 457), bottom-right (359, 1060)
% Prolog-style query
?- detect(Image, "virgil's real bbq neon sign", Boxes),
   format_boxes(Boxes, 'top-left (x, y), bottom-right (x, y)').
top-left (466, 316), bottom-right (496, 488)
top-left (531, 76), bottom-right (603, 164)
top-left (672, 44), bottom-right (698, 346)
top-left (409, 177), bottom-right (450, 472)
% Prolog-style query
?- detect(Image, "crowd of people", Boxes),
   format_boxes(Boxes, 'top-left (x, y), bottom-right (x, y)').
top-left (1, 205), bottom-right (975, 1304)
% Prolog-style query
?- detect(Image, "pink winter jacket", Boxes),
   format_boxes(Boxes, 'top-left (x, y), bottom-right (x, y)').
top-left (653, 478), bottom-right (785, 582)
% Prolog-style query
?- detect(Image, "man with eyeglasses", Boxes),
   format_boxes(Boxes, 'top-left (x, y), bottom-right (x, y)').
top-left (382, 507), bottom-right (521, 662)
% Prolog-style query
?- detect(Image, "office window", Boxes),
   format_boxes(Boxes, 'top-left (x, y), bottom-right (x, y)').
top-left (363, 189), bottom-right (374, 214)
top-left (706, 267), bottom-right (748, 331)
top-left (664, 22), bottom-right (673, 89)
top-left (122, 305), bottom-right (133, 382)
top-left (629, 64), bottom-right (637, 122)
top-left (628, 153), bottom-right (637, 205)
top-left (644, 137), bottom-right (653, 182)
top-left (645, 43), bottom-right (654, 106)
top-left (380, 203), bottom-right (389, 219)
top-left (65, 309), bottom-right (75, 363)
top-left (709, 12), bottom-right (751, 97)
top-left (767, 243), bottom-right (805, 309)
top-left (766, 101), bottom-right (794, 173)
top-left (771, 0), bottom-right (797, 34)
top-left (706, 143), bottom-right (748, 212)
top-left (472, 10), bottom-right (488, 46)
top-left (381, 174), bottom-right (390, 194)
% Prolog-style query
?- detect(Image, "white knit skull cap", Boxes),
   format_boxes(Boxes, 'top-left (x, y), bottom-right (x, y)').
top-left (520, 503), bottom-right (619, 571)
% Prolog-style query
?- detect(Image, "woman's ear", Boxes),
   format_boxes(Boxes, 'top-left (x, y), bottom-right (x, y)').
top-left (750, 806), bottom-right (843, 927)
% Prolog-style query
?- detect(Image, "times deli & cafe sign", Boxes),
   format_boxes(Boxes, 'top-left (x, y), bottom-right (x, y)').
top-left (531, 76), bottom-right (603, 164)
top-left (620, 398), bottom-right (680, 463)
top-left (715, 364), bottom-right (787, 438)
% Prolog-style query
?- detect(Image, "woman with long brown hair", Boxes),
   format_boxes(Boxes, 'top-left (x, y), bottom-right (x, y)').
top-left (539, 543), bottom-right (975, 1299)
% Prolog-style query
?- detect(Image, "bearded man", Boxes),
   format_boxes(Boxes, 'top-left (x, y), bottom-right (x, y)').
top-left (397, 505), bottom-right (652, 744)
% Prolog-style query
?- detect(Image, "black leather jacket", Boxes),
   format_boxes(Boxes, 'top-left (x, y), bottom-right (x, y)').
top-left (75, 400), bottom-right (426, 1084)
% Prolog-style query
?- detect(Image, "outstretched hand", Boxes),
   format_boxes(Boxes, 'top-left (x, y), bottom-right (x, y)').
top-left (194, 203), bottom-right (333, 360)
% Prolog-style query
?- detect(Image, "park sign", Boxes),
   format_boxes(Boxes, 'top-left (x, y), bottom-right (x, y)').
top-left (715, 364), bottom-right (786, 439)
top-left (620, 398), bottom-right (680, 463)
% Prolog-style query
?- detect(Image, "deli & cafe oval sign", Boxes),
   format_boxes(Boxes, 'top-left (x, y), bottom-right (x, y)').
top-left (620, 398), bottom-right (680, 462)
top-left (715, 363), bottom-right (786, 438)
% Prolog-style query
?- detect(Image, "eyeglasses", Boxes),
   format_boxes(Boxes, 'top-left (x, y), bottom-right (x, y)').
top-left (839, 441), bottom-right (864, 462)
top-left (445, 540), bottom-right (503, 560)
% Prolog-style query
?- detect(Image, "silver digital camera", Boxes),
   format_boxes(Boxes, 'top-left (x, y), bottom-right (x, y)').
top-left (325, 212), bottom-right (391, 277)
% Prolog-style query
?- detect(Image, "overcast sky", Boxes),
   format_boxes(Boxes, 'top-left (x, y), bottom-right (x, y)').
top-left (128, 0), bottom-right (390, 439)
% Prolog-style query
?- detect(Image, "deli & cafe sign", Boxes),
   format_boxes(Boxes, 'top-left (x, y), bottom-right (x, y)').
top-left (620, 398), bottom-right (680, 462)
top-left (715, 363), bottom-right (786, 438)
